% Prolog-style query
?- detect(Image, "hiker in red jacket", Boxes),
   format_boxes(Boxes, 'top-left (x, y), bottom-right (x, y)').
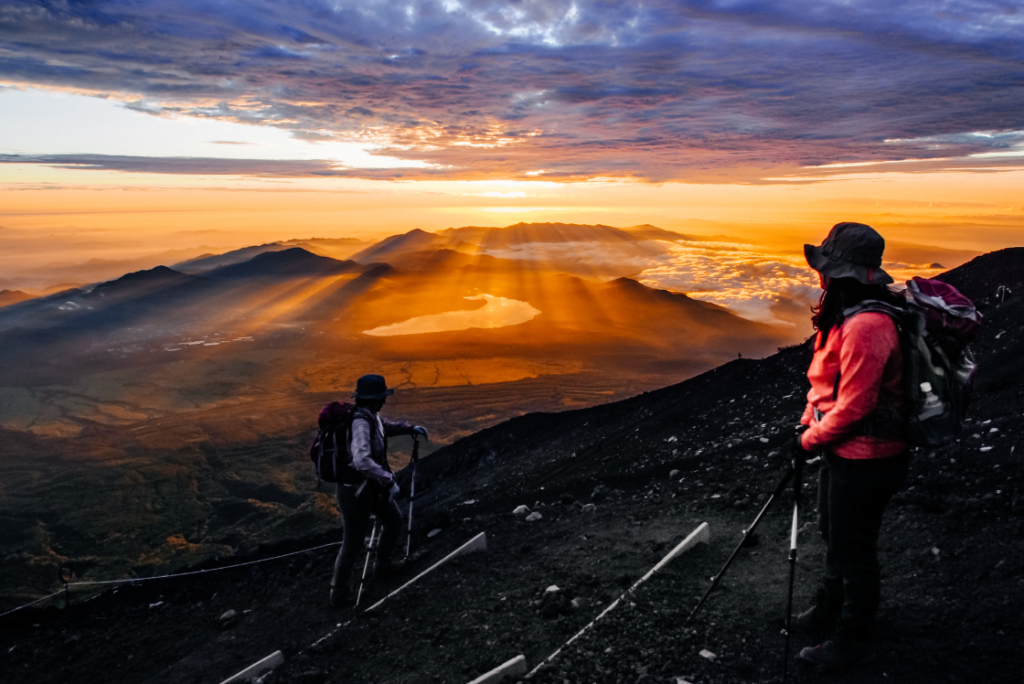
top-left (791, 222), bottom-right (910, 670)
top-left (330, 374), bottom-right (427, 607)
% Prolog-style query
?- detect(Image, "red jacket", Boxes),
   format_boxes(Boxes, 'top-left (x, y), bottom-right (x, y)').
top-left (800, 312), bottom-right (906, 459)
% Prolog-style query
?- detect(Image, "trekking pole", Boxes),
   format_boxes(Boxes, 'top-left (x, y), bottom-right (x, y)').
top-left (781, 456), bottom-right (803, 683)
top-left (404, 435), bottom-right (420, 561)
top-left (355, 516), bottom-right (380, 608)
top-left (685, 465), bottom-right (795, 624)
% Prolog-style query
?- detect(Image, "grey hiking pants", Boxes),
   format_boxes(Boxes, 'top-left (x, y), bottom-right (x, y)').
top-left (331, 483), bottom-right (403, 589)
top-left (817, 450), bottom-right (909, 640)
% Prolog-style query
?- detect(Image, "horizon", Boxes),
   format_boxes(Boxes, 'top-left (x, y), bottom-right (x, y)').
top-left (1, 0), bottom-right (1022, 292)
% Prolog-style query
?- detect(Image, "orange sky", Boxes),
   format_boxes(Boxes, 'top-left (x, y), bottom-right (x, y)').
top-left (2, 2), bottom-right (1022, 275)
top-left (2, 166), bottom-right (1021, 267)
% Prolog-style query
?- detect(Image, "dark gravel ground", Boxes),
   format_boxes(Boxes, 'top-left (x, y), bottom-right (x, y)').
top-left (2, 249), bottom-right (1022, 684)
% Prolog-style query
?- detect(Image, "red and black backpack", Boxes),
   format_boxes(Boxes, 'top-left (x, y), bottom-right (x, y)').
top-left (308, 401), bottom-right (361, 487)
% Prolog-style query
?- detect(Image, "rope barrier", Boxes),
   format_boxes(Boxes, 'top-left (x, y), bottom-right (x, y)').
top-left (0, 541), bottom-right (343, 618)
top-left (0, 590), bottom-right (66, 619)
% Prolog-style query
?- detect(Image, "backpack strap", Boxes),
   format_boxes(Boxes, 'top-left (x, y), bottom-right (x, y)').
top-left (826, 300), bottom-right (908, 439)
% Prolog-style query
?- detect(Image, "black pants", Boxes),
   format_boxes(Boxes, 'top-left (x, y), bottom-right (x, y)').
top-left (331, 483), bottom-right (403, 589)
top-left (817, 450), bottom-right (909, 640)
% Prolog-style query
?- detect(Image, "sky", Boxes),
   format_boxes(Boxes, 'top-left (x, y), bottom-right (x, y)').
top-left (1, 0), bottom-right (1022, 303)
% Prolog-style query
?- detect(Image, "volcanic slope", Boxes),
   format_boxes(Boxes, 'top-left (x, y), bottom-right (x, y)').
top-left (3, 252), bottom-right (1023, 684)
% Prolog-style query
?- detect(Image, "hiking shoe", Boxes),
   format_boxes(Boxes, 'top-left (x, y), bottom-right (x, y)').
top-left (790, 604), bottom-right (839, 634)
top-left (330, 584), bottom-right (354, 608)
top-left (798, 638), bottom-right (875, 671)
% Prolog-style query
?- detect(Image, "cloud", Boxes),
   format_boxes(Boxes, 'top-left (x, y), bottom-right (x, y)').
top-left (1, 1), bottom-right (1022, 181)
top-left (638, 242), bottom-right (822, 327)
top-left (637, 239), bottom-right (954, 328)
top-left (0, 153), bottom-right (439, 178)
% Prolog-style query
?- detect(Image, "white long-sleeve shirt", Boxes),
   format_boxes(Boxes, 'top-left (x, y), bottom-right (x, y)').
top-left (348, 410), bottom-right (413, 486)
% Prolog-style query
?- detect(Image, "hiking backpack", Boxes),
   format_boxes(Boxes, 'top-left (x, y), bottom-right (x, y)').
top-left (844, 276), bottom-right (982, 449)
top-left (309, 401), bottom-right (359, 487)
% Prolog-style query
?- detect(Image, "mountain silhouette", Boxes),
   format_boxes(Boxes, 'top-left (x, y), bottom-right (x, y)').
top-left (91, 265), bottom-right (199, 295)
top-left (351, 222), bottom-right (690, 268)
top-left (205, 247), bottom-right (368, 280)
top-left (0, 289), bottom-right (35, 308)
top-left (173, 243), bottom-right (292, 273)
top-left (350, 228), bottom-right (445, 264)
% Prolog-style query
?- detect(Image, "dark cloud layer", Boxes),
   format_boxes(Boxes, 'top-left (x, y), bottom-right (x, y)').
top-left (2, 0), bottom-right (1023, 181)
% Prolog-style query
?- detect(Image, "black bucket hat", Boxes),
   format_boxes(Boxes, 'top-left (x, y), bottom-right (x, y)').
top-left (352, 374), bottom-right (394, 400)
top-left (804, 222), bottom-right (893, 285)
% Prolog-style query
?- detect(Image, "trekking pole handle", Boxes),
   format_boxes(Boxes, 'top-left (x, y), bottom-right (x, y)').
top-left (411, 435), bottom-right (420, 463)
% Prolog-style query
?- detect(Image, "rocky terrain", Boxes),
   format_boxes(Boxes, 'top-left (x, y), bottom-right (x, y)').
top-left (1, 248), bottom-right (1022, 684)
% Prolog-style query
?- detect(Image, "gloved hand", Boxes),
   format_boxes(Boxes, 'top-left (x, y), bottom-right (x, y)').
top-left (791, 432), bottom-right (815, 460)
top-left (412, 426), bottom-right (429, 441)
top-left (791, 433), bottom-right (815, 476)
top-left (387, 481), bottom-right (401, 502)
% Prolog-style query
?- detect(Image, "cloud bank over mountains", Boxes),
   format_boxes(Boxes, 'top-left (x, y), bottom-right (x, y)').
top-left (2, 0), bottom-right (1023, 181)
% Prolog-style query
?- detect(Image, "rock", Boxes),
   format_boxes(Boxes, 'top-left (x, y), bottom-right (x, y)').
top-left (560, 493), bottom-right (576, 505)
top-left (669, 470), bottom-right (681, 479)
top-left (609, 489), bottom-right (625, 500)
top-left (427, 528), bottom-right (443, 538)
top-left (513, 505), bottom-right (531, 516)
top-left (525, 512), bottom-right (543, 522)
top-left (699, 649), bottom-right (717, 661)
top-left (219, 609), bottom-right (237, 626)
top-left (592, 485), bottom-right (609, 502)
top-left (545, 585), bottom-right (561, 594)
top-left (581, 503), bottom-right (597, 514)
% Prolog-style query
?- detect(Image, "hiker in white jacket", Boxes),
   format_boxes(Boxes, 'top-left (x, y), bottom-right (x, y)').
top-left (330, 374), bottom-right (427, 607)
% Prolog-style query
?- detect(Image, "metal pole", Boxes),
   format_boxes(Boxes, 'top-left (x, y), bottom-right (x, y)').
top-left (686, 466), bottom-right (794, 623)
top-left (405, 436), bottom-right (420, 560)
top-left (782, 499), bottom-right (799, 681)
top-left (782, 457), bottom-right (804, 683)
top-left (355, 517), bottom-right (379, 608)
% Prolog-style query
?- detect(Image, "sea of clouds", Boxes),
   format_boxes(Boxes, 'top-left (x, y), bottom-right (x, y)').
top-left (638, 241), bottom-right (821, 327)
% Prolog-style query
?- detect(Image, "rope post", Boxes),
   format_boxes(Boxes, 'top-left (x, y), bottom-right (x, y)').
top-left (58, 562), bottom-right (76, 610)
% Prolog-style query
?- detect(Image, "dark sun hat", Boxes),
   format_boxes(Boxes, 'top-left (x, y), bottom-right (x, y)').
top-left (804, 222), bottom-right (893, 285)
top-left (352, 374), bottom-right (394, 400)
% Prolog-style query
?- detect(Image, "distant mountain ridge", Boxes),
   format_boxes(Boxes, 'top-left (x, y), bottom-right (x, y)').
top-left (0, 289), bottom-right (35, 308)
top-left (349, 222), bottom-right (699, 265)
top-left (173, 243), bottom-right (293, 273)
top-left (204, 247), bottom-right (369, 280)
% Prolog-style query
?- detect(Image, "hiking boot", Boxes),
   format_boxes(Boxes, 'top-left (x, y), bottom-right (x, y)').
top-left (798, 636), bottom-right (875, 671)
top-left (329, 583), bottom-right (354, 608)
top-left (374, 558), bottom-right (407, 579)
top-left (790, 604), bottom-right (839, 634)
